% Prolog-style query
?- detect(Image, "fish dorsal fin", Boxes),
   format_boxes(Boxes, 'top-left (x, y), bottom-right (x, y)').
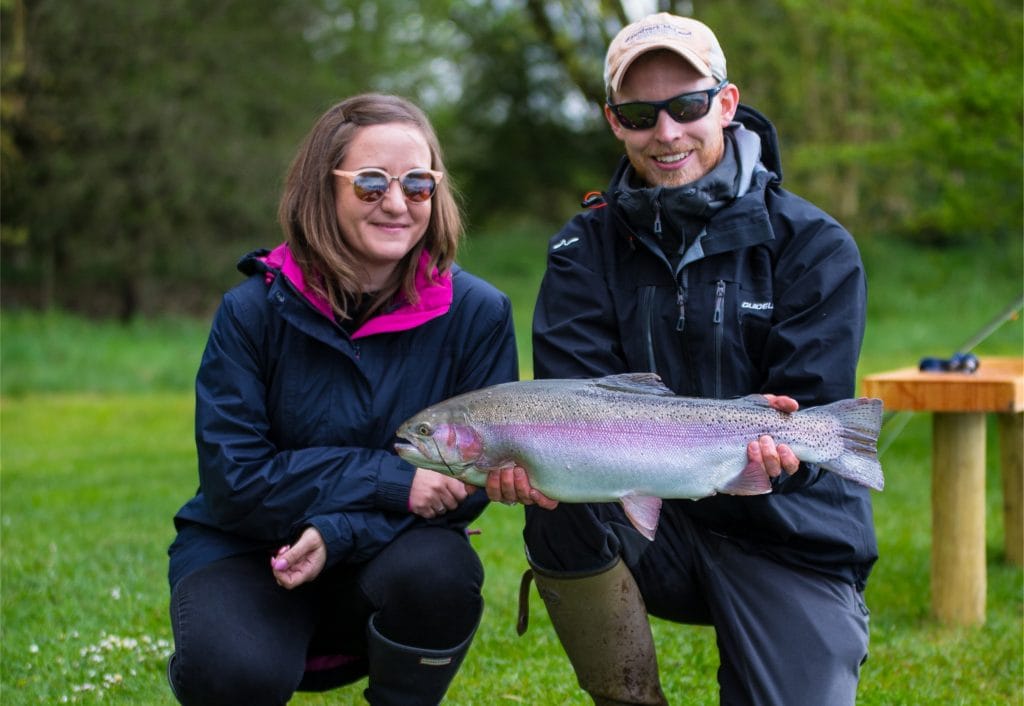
top-left (593, 373), bottom-right (676, 397)
top-left (737, 393), bottom-right (773, 408)
top-left (620, 495), bottom-right (663, 540)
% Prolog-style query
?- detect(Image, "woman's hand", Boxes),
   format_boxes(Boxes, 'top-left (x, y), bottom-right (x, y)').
top-left (271, 526), bottom-right (327, 589)
top-left (409, 467), bottom-right (474, 518)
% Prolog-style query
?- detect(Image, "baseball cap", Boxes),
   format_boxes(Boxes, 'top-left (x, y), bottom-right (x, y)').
top-left (604, 13), bottom-right (727, 97)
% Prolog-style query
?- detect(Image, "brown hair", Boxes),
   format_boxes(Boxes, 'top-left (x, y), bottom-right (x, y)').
top-left (277, 93), bottom-right (462, 323)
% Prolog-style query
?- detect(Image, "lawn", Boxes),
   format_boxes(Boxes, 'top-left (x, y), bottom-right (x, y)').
top-left (1, 229), bottom-right (1022, 704)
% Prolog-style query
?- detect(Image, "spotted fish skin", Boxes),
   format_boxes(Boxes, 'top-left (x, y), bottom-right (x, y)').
top-left (395, 373), bottom-right (884, 539)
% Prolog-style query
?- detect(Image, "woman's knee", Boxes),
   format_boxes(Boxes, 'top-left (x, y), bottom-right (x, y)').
top-left (168, 556), bottom-right (314, 705)
top-left (366, 529), bottom-right (484, 646)
top-left (169, 645), bottom-right (303, 706)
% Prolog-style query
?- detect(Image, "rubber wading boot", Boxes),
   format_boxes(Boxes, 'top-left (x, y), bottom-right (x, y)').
top-left (363, 612), bottom-right (477, 706)
top-left (529, 557), bottom-right (668, 706)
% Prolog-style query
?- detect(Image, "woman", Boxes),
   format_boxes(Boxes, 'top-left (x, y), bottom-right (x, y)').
top-left (166, 94), bottom-right (518, 705)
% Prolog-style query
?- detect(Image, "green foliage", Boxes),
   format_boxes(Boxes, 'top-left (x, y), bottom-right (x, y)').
top-left (439, 2), bottom-right (621, 227)
top-left (2, 1), bottom-right (1021, 317)
top-left (1, 0), bottom-right (341, 316)
top-left (701, 0), bottom-right (1023, 244)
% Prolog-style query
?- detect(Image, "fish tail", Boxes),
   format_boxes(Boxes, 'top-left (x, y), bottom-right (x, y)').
top-left (815, 397), bottom-right (885, 491)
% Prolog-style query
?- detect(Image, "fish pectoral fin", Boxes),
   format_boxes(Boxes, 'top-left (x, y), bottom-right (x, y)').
top-left (620, 495), bottom-right (662, 541)
top-left (719, 459), bottom-right (773, 496)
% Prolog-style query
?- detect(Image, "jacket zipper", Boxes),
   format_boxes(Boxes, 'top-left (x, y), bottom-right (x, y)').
top-left (641, 285), bottom-right (657, 372)
top-left (713, 280), bottom-right (726, 398)
top-left (675, 269), bottom-right (689, 332)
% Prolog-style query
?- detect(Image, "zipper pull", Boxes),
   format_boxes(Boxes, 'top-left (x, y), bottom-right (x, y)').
top-left (713, 280), bottom-right (726, 324)
top-left (653, 200), bottom-right (662, 235)
top-left (675, 288), bottom-right (686, 332)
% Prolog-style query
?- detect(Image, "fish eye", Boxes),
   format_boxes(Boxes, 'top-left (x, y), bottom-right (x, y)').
top-left (416, 422), bottom-right (433, 436)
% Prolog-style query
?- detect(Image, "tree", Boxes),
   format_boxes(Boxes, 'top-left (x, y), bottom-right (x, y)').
top-left (2, 0), bottom-right (341, 317)
top-left (2, 0), bottom-right (1019, 318)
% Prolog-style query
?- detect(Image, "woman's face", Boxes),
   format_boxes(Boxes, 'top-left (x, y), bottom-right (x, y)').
top-left (334, 123), bottom-right (433, 290)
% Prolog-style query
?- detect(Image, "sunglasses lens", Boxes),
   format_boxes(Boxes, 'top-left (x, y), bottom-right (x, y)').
top-left (352, 172), bottom-right (390, 202)
top-left (668, 94), bottom-right (710, 123)
top-left (399, 171), bottom-right (438, 202)
top-left (615, 104), bottom-right (658, 130)
top-left (612, 84), bottom-right (721, 130)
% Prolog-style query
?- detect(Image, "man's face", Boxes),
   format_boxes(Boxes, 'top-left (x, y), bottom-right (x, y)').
top-left (604, 50), bottom-right (739, 188)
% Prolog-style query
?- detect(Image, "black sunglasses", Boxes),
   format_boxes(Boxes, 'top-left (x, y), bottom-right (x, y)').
top-left (332, 168), bottom-right (444, 203)
top-left (607, 79), bottom-right (729, 131)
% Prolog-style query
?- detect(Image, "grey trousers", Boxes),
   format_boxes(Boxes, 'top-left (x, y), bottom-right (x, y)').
top-left (524, 502), bottom-right (870, 706)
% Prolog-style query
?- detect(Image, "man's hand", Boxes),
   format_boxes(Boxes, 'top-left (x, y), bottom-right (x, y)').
top-left (751, 394), bottom-right (801, 477)
top-left (271, 526), bottom-right (327, 589)
top-left (484, 466), bottom-right (558, 510)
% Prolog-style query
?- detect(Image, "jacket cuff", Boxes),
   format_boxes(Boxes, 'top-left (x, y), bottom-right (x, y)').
top-left (307, 514), bottom-right (353, 568)
top-left (376, 458), bottom-right (414, 513)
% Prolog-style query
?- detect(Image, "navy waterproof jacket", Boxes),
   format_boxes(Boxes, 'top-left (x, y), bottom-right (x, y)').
top-left (532, 106), bottom-right (878, 590)
top-left (168, 246), bottom-right (518, 588)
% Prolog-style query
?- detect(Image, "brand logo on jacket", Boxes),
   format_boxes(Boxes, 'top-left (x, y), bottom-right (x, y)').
top-left (552, 237), bottom-right (580, 251)
top-left (741, 301), bottom-right (773, 311)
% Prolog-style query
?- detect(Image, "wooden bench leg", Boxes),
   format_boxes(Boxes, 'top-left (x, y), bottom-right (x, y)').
top-left (932, 412), bottom-right (987, 625)
top-left (998, 412), bottom-right (1023, 566)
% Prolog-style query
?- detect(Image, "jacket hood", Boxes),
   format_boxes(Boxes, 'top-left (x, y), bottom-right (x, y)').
top-left (242, 244), bottom-right (453, 339)
top-left (734, 103), bottom-right (782, 181)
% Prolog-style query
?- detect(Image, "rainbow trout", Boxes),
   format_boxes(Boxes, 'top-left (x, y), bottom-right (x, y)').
top-left (395, 373), bottom-right (884, 539)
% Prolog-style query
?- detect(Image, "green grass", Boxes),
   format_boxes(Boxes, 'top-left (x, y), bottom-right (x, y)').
top-left (1, 229), bottom-right (1022, 704)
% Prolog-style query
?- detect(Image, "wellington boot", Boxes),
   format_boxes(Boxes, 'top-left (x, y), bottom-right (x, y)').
top-left (363, 613), bottom-right (476, 706)
top-left (530, 557), bottom-right (668, 706)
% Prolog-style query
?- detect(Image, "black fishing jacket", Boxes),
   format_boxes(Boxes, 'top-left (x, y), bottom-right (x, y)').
top-left (532, 106), bottom-right (878, 590)
top-left (168, 248), bottom-right (518, 588)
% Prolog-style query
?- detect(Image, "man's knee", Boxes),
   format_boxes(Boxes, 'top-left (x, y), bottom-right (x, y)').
top-left (524, 503), bottom-right (623, 572)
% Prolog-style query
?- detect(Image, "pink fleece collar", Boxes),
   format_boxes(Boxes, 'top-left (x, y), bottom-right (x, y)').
top-left (262, 244), bottom-right (452, 339)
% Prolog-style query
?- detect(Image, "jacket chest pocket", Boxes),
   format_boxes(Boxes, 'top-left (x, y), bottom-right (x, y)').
top-left (681, 277), bottom-right (774, 398)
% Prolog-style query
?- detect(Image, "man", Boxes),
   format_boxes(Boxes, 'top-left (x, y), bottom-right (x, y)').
top-left (487, 13), bottom-right (877, 706)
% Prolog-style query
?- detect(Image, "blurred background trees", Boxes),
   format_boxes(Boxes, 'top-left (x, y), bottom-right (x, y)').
top-left (2, 0), bottom-right (1021, 318)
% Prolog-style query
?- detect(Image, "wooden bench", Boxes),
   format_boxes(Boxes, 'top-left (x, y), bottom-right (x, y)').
top-left (862, 356), bottom-right (1023, 625)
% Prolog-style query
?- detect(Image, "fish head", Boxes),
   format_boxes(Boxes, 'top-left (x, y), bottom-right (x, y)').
top-left (394, 407), bottom-right (485, 481)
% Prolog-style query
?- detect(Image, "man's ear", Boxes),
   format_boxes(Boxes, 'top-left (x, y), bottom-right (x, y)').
top-left (604, 102), bottom-right (627, 141)
top-left (719, 83), bottom-right (740, 125)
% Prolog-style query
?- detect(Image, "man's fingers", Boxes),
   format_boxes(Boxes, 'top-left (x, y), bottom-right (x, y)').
top-left (529, 489), bottom-right (559, 510)
top-left (513, 467), bottom-right (532, 500)
top-left (763, 394), bottom-right (799, 414)
top-left (485, 470), bottom-right (503, 502)
top-left (759, 435), bottom-right (782, 477)
top-left (777, 443), bottom-right (800, 474)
